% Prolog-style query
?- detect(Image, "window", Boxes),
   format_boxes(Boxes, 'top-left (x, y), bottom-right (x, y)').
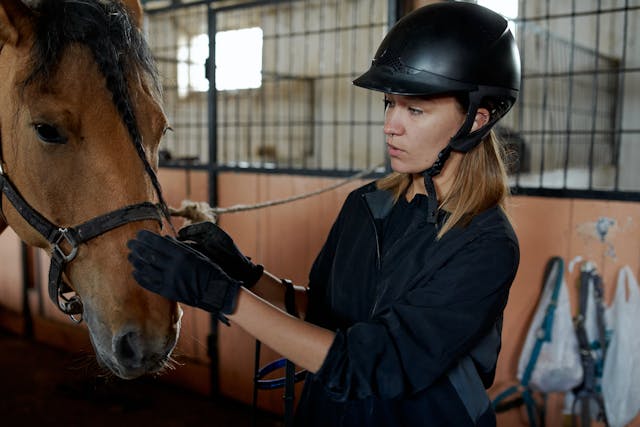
top-left (177, 27), bottom-right (263, 96)
top-left (177, 33), bottom-right (209, 97)
top-left (215, 27), bottom-right (263, 91)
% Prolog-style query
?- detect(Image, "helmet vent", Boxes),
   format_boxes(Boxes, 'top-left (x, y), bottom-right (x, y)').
top-left (374, 45), bottom-right (406, 72)
top-left (374, 53), bottom-right (407, 74)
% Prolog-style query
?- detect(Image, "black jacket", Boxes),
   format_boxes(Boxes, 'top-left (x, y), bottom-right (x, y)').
top-left (295, 182), bottom-right (519, 427)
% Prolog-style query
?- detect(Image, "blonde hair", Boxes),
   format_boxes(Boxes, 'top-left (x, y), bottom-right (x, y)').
top-left (376, 130), bottom-right (510, 239)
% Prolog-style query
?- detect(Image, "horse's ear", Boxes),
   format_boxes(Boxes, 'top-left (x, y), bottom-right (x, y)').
top-left (0, 2), bottom-right (20, 45)
top-left (121, 0), bottom-right (144, 28)
top-left (0, 0), bottom-right (32, 46)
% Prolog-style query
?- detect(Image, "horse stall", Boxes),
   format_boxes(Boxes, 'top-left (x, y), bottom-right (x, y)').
top-left (1, 0), bottom-right (640, 426)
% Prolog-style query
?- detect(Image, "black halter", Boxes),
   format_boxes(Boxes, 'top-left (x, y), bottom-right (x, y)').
top-left (0, 159), bottom-right (166, 322)
top-left (0, 0), bottom-right (173, 323)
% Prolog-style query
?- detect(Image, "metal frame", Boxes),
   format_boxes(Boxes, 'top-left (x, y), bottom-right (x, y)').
top-left (508, 0), bottom-right (639, 201)
top-left (145, 0), bottom-right (640, 202)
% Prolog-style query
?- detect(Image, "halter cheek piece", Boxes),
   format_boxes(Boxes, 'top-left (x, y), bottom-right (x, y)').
top-left (0, 155), bottom-right (165, 323)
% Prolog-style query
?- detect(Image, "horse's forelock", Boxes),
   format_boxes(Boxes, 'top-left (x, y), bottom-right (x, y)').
top-left (25, 0), bottom-right (161, 98)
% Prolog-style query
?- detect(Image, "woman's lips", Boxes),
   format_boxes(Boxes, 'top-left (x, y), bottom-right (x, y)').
top-left (387, 143), bottom-right (404, 157)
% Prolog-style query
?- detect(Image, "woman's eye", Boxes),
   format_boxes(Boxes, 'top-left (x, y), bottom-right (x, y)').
top-left (34, 124), bottom-right (67, 144)
top-left (384, 98), bottom-right (394, 110)
top-left (408, 107), bottom-right (423, 115)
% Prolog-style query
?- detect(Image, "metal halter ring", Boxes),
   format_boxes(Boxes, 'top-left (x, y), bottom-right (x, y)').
top-left (58, 287), bottom-right (84, 323)
top-left (52, 227), bottom-right (79, 263)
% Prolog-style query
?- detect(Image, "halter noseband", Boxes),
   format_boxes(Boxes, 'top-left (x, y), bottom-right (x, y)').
top-left (0, 159), bottom-right (166, 323)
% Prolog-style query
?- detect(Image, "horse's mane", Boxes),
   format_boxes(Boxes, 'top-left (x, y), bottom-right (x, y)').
top-left (23, 0), bottom-right (170, 219)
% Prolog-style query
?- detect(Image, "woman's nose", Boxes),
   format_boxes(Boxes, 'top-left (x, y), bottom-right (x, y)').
top-left (384, 110), bottom-right (403, 136)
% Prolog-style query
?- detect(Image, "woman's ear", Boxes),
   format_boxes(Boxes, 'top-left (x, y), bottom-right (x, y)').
top-left (471, 107), bottom-right (490, 132)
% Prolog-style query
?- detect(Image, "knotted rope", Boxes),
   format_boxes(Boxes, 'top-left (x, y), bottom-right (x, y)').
top-left (169, 164), bottom-right (384, 224)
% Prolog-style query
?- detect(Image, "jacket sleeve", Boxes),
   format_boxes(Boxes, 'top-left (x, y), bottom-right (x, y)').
top-left (304, 189), bottom-right (359, 327)
top-left (313, 234), bottom-right (519, 402)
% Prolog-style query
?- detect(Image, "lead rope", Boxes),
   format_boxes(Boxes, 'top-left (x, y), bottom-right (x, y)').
top-left (169, 163), bottom-right (384, 223)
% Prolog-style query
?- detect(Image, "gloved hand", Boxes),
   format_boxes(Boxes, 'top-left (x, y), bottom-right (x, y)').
top-left (127, 230), bottom-right (242, 319)
top-left (177, 222), bottom-right (263, 287)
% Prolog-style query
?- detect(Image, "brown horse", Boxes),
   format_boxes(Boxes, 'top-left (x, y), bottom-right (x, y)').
top-left (0, 0), bottom-right (181, 379)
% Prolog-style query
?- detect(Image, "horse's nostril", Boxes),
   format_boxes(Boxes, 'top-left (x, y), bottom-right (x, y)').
top-left (114, 330), bottom-right (143, 368)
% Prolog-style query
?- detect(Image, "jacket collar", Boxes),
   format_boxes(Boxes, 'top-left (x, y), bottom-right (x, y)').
top-left (362, 189), bottom-right (395, 220)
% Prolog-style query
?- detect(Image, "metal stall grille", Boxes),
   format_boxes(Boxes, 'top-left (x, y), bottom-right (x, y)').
top-left (504, 0), bottom-right (640, 200)
top-left (144, 0), bottom-right (640, 201)
top-left (144, 2), bottom-right (210, 168)
top-left (144, 0), bottom-right (391, 177)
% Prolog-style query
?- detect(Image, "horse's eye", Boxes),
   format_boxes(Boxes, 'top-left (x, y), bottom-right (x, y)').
top-left (34, 123), bottom-right (67, 144)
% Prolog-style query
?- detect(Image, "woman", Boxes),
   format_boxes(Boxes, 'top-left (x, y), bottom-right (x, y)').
top-left (128, 3), bottom-right (521, 426)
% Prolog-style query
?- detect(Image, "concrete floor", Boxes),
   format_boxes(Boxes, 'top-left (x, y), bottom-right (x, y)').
top-left (0, 329), bottom-right (282, 427)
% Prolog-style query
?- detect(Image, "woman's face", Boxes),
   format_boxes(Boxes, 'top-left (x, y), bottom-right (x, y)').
top-left (383, 94), bottom-right (466, 174)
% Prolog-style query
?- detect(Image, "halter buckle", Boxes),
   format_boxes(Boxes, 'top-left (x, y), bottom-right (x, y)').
top-left (52, 227), bottom-right (79, 263)
top-left (57, 285), bottom-right (84, 323)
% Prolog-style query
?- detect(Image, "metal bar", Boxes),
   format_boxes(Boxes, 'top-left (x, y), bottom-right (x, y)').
top-left (389, 0), bottom-right (399, 23)
top-left (348, 0), bottom-right (357, 171)
top-left (212, 0), bottom-right (300, 14)
top-left (145, 0), bottom-right (211, 14)
top-left (21, 243), bottom-right (33, 339)
top-left (512, 5), bottom-right (640, 24)
top-left (562, 0), bottom-right (577, 189)
top-left (259, 45), bottom-right (266, 170)
top-left (215, 164), bottom-right (384, 178)
top-left (613, 0), bottom-right (630, 191)
top-left (251, 340), bottom-right (261, 427)
top-left (316, 1), bottom-right (325, 170)
top-left (587, 0), bottom-right (603, 190)
top-left (537, 0), bottom-right (551, 188)
top-left (511, 187), bottom-right (640, 202)
top-left (287, 5), bottom-right (294, 169)
top-left (302, 4), bottom-right (310, 170)
top-left (523, 67), bottom-right (640, 79)
top-left (145, 0), bottom-right (302, 15)
top-left (517, 129), bottom-right (640, 136)
top-left (229, 96), bottom-right (238, 165)
top-left (206, 6), bottom-right (220, 399)
top-left (261, 23), bottom-right (388, 42)
top-left (513, 0), bottom-right (527, 186)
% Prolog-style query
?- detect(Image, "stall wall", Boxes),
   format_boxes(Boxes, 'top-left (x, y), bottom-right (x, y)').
top-left (1, 170), bottom-right (639, 425)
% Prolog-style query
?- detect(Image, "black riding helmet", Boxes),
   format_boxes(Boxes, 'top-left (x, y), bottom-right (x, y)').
top-left (353, 2), bottom-right (521, 223)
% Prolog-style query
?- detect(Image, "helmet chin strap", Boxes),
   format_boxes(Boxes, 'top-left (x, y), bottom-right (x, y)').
top-left (420, 98), bottom-right (480, 224)
top-left (422, 145), bottom-right (451, 224)
top-left (419, 89), bottom-right (510, 224)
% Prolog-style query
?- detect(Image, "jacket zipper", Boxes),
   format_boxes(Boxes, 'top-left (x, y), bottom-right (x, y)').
top-left (361, 195), bottom-right (384, 317)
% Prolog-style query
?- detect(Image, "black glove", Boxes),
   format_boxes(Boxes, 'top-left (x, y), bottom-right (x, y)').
top-left (127, 230), bottom-right (242, 319)
top-left (177, 222), bottom-right (263, 287)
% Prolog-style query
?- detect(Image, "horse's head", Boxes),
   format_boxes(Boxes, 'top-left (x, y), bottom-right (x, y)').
top-left (0, 0), bottom-right (181, 379)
